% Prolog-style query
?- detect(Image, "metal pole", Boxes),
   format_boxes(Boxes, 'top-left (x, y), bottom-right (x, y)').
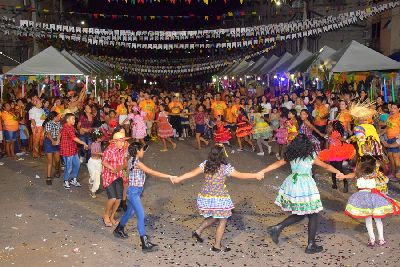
top-left (302, 1), bottom-right (308, 50)
top-left (31, 0), bottom-right (39, 55)
top-left (0, 75), bottom-right (4, 101)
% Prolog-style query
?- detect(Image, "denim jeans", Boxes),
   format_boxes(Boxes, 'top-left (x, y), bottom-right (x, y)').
top-left (120, 186), bottom-right (145, 236)
top-left (79, 135), bottom-right (92, 162)
top-left (63, 154), bottom-right (81, 181)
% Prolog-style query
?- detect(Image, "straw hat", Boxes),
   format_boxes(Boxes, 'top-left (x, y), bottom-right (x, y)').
top-left (349, 102), bottom-right (376, 120)
top-left (61, 109), bottom-right (72, 116)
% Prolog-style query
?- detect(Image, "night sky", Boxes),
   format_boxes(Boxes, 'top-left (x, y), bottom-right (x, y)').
top-left (81, 0), bottom-right (247, 30)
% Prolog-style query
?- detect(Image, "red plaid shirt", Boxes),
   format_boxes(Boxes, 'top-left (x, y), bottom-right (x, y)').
top-left (60, 124), bottom-right (78, 156)
top-left (102, 143), bottom-right (126, 188)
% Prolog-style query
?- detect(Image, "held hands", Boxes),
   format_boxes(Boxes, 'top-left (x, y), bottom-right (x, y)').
top-left (83, 144), bottom-right (89, 150)
top-left (336, 172), bottom-right (346, 179)
top-left (168, 175), bottom-right (178, 184)
top-left (256, 171), bottom-right (265, 180)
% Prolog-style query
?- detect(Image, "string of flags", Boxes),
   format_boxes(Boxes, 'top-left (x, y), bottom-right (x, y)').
top-left (107, 0), bottom-right (245, 5)
top-left (2, 0), bottom-right (396, 43)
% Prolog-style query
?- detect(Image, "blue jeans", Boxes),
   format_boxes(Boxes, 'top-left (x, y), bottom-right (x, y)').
top-left (120, 186), bottom-right (145, 236)
top-left (79, 135), bottom-right (92, 162)
top-left (63, 154), bottom-right (81, 181)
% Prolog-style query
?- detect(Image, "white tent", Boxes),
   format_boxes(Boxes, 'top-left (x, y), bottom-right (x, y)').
top-left (266, 52), bottom-right (293, 74)
top-left (61, 50), bottom-right (91, 75)
top-left (276, 49), bottom-right (313, 73)
top-left (220, 62), bottom-right (239, 76)
top-left (6, 46), bottom-right (85, 76)
top-left (247, 56), bottom-right (268, 75)
top-left (257, 55), bottom-right (280, 75)
top-left (324, 40), bottom-right (400, 72)
top-left (294, 46), bottom-right (336, 73)
top-left (236, 60), bottom-right (255, 76)
top-left (229, 60), bottom-right (250, 76)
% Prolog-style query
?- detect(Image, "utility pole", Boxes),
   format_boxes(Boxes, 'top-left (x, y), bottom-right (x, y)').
top-left (60, 0), bottom-right (63, 24)
top-left (302, 0), bottom-right (308, 50)
top-left (31, 0), bottom-right (39, 55)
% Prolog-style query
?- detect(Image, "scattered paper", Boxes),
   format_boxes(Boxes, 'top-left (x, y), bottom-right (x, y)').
top-left (35, 175), bottom-right (40, 179)
top-left (15, 214), bottom-right (22, 218)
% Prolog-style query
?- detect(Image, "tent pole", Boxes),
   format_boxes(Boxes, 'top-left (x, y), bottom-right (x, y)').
top-left (85, 75), bottom-right (89, 94)
top-left (0, 75), bottom-right (3, 101)
top-left (94, 77), bottom-right (97, 98)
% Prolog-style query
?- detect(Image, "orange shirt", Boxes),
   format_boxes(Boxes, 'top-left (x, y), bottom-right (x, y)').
top-left (337, 110), bottom-right (352, 131)
top-left (168, 101), bottom-right (183, 115)
top-left (211, 100), bottom-right (227, 118)
top-left (225, 107), bottom-right (235, 124)
top-left (386, 113), bottom-right (400, 139)
top-left (54, 105), bottom-right (65, 115)
top-left (116, 104), bottom-right (128, 115)
top-left (139, 100), bottom-right (156, 121)
top-left (231, 104), bottom-right (242, 120)
top-left (314, 104), bottom-right (329, 127)
top-left (1, 111), bottom-right (19, 131)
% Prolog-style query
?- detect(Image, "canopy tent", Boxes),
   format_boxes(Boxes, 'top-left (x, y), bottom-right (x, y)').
top-left (265, 52), bottom-right (293, 74)
top-left (219, 62), bottom-right (239, 76)
top-left (257, 55), bottom-right (280, 75)
top-left (276, 49), bottom-right (313, 73)
top-left (235, 60), bottom-right (255, 76)
top-left (71, 53), bottom-right (102, 75)
top-left (228, 59), bottom-right (250, 76)
top-left (324, 40), bottom-right (400, 72)
top-left (61, 50), bottom-right (91, 75)
top-left (247, 56), bottom-right (268, 75)
top-left (6, 46), bottom-right (85, 76)
top-left (294, 46), bottom-right (336, 73)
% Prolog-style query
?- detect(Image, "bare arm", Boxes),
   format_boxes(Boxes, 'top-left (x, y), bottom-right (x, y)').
top-left (337, 172), bottom-right (356, 180)
top-left (260, 159), bottom-right (287, 175)
top-left (314, 158), bottom-right (341, 174)
top-left (137, 161), bottom-right (173, 179)
top-left (305, 120), bottom-right (324, 137)
top-left (173, 167), bottom-right (203, 183)
top-left (230, 170), bottom-right (263, 180)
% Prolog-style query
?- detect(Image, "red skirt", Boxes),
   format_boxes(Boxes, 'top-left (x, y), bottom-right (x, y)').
top-left (236, 122), bottom-right (252, 138)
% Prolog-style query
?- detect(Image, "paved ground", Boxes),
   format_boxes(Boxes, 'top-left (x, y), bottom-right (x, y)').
top-left (0, 139), bottom-right (400, 267)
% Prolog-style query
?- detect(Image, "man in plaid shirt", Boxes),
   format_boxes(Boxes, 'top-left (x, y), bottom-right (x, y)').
top-left (102, 131), bottom-right (128, 227)
top-left (60, 113), bottom-right (89, 189)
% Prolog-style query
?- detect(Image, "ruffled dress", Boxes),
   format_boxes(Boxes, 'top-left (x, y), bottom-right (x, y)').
top-left (345, 176), bottom-right (400, 218)
top-left (275, 153), bottom-right (323, 215)
top-left (236, 114), bottom-right (252, 138)
top-left (197, 161), bottom-right (235, 219)
top-left (128, 112), bottom-right (147, 139)
top-left (253, 115), bottom-right (272, 139)
top-left (318, 131), bottom-right (356, 162)
top-left (214, 123), bottom-right (232, 143)
top-left (157, 111), bottom-right (174, 138)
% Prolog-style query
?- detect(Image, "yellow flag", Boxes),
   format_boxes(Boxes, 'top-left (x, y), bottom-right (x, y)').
top-left (203, 0), bottom-right (208, 4)
top-left (205, 16), bottom-right (209, 20)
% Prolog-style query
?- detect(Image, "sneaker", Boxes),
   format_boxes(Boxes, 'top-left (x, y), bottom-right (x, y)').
top-left (257, 152), bottom-right (265, 156)
top-left (90, 191), bottom-right (96, 198)
top-left (70, 179), bottom-right (81, 187)
top-left (64, 181), bottom-right (70, 189)
top-left (237, 148), bottom-right (243, 152)
top-left (267, 146), bottom-right (272, 154)
top-left (179, 137), bottom-right (185, 141)
top-left (275, 153), bottom-right (281, 160)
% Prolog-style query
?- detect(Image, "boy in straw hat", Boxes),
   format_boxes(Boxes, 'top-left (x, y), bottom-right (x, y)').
top-left (101, 130), bottom-right (130, 227)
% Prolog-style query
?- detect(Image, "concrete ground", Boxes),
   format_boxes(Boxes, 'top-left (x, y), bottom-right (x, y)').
top-left (0, 139), bottom-right (399, 267)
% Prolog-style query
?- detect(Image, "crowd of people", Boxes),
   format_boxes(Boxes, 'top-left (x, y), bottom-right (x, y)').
top-left (0, 81), bottom-right (399, 253)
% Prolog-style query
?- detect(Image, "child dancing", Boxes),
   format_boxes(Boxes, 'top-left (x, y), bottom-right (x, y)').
top-left (172, 144), bottom-right (262, 252)
top-left (318, 120), bottom-right (356, 192)
top-left (114, 142), bottom-right (176, 251)
top-left (338, 155), bottom-right (400, 247)
top-left (213, 115), bottom-right (232, 145)
top-left (157, 104), bottom-right (177, 152)
top-left (87, 129), bottom-right (104, 198)
top-left (258, 134), bottom-right (342, 254)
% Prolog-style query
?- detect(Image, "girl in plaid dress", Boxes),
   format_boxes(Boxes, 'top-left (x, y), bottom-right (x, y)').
top-left (113, 142), bottom-right (176, 251)
top-left (173, 144), bottom-right (262, 252)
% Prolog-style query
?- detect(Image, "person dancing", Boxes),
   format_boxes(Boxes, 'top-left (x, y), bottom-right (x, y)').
top-left (258, 134), bottom-right (342, 254)
top-left (172, 144), bottom-right (262, 252)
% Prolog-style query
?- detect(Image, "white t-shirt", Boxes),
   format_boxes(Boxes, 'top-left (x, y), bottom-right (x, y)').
top-left (261, 102), bottom-right (272, 115)
top-left (329, 107), bottom-right (338, 121)
top-left (29, 107), bottom-right (46, 126)
top-left (282, 101), bottom-right (293, 110)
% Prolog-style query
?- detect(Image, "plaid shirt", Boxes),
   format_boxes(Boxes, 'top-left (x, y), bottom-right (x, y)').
top-left (60, 124), bottom-right (78, 156)
top-left (128, 158), bottom-right (146, 187)
top-left (102, 143), bottom-right (126, 188)
top-left (45, 121), bottom-right (61, 140)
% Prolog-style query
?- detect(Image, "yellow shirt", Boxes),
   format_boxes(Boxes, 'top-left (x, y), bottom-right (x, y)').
top-left (337, 110), bottom-right (352, 131)
top-left (225, 107), bottom-right (235, 124)
top-left (116, 104), bottom-right (128, 115)
top-left (139, 100), bottom-right (156, 121)
top-left (168, 101), bottom-right (183, 115)
top-left (314, 104), bottom-right (329, 127)
top-left (211, 100), bottom-right (227, 118)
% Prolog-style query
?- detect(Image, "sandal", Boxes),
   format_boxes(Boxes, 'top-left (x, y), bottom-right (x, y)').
top-left (172, 143), bottom-right (177, 150)
top-left (367, 239), bottom-right (375, 247)
top-left (160, 149), bottom-right (168, 152)
top-left (211, 246), bottom-right (231, 253)
top-left (46, 177), bottom-right (52, 185)
top-left (102, 218), bottom-right (113, 227)
top-left (377, 240), bottom-right (387, 246)
top-left (192, 231), bottom-right (203, 243)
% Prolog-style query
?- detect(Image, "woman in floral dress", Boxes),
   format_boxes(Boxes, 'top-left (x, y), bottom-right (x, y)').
top-left (173, 144), bottom-right (262, 252)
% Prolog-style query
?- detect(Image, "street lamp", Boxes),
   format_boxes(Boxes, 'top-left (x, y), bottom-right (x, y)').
top-left (80, 21), bottom-right (85, 25)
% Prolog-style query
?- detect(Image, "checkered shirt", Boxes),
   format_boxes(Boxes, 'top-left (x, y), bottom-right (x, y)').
top-left (102, 143), bottom-right (126, 188)
top-left (45, 121), bottom-right (61, 140)
top-left (60, 124), bottom-right (78, 156)
top-left (128, 158), bottom-right (146, 187)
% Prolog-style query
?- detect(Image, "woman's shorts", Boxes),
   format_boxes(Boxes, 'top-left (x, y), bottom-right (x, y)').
top-left (387, 137), bottom-right (400, 153)
top-left (196, 124), bottom-right (205, 134)
top-left (43, 137), bottom-right (60, 153)
top-left (106, 177), bottom-right (123, 200)
top-left (4, 130), bottom-right (17, 142)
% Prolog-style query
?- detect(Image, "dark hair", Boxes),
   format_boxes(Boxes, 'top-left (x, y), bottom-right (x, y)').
top-left (43, 111), bottom-right (58, 128)
top-left (62, 113), bottom-right (75, 125)
top-left (204, 144), bottom-right (228, 175)
top-left (300, 109), bottom-right (313, 123)
top-left (356, 155), bottom-right (376, 177)
top-left (283, 134), bottom-right (315, 162)
top-left (330, 120), bottom-right (345, 136)
top-left (128, 142), bottom-right (144, 172)
top-left (112, 125), bottom-right (125, 137)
